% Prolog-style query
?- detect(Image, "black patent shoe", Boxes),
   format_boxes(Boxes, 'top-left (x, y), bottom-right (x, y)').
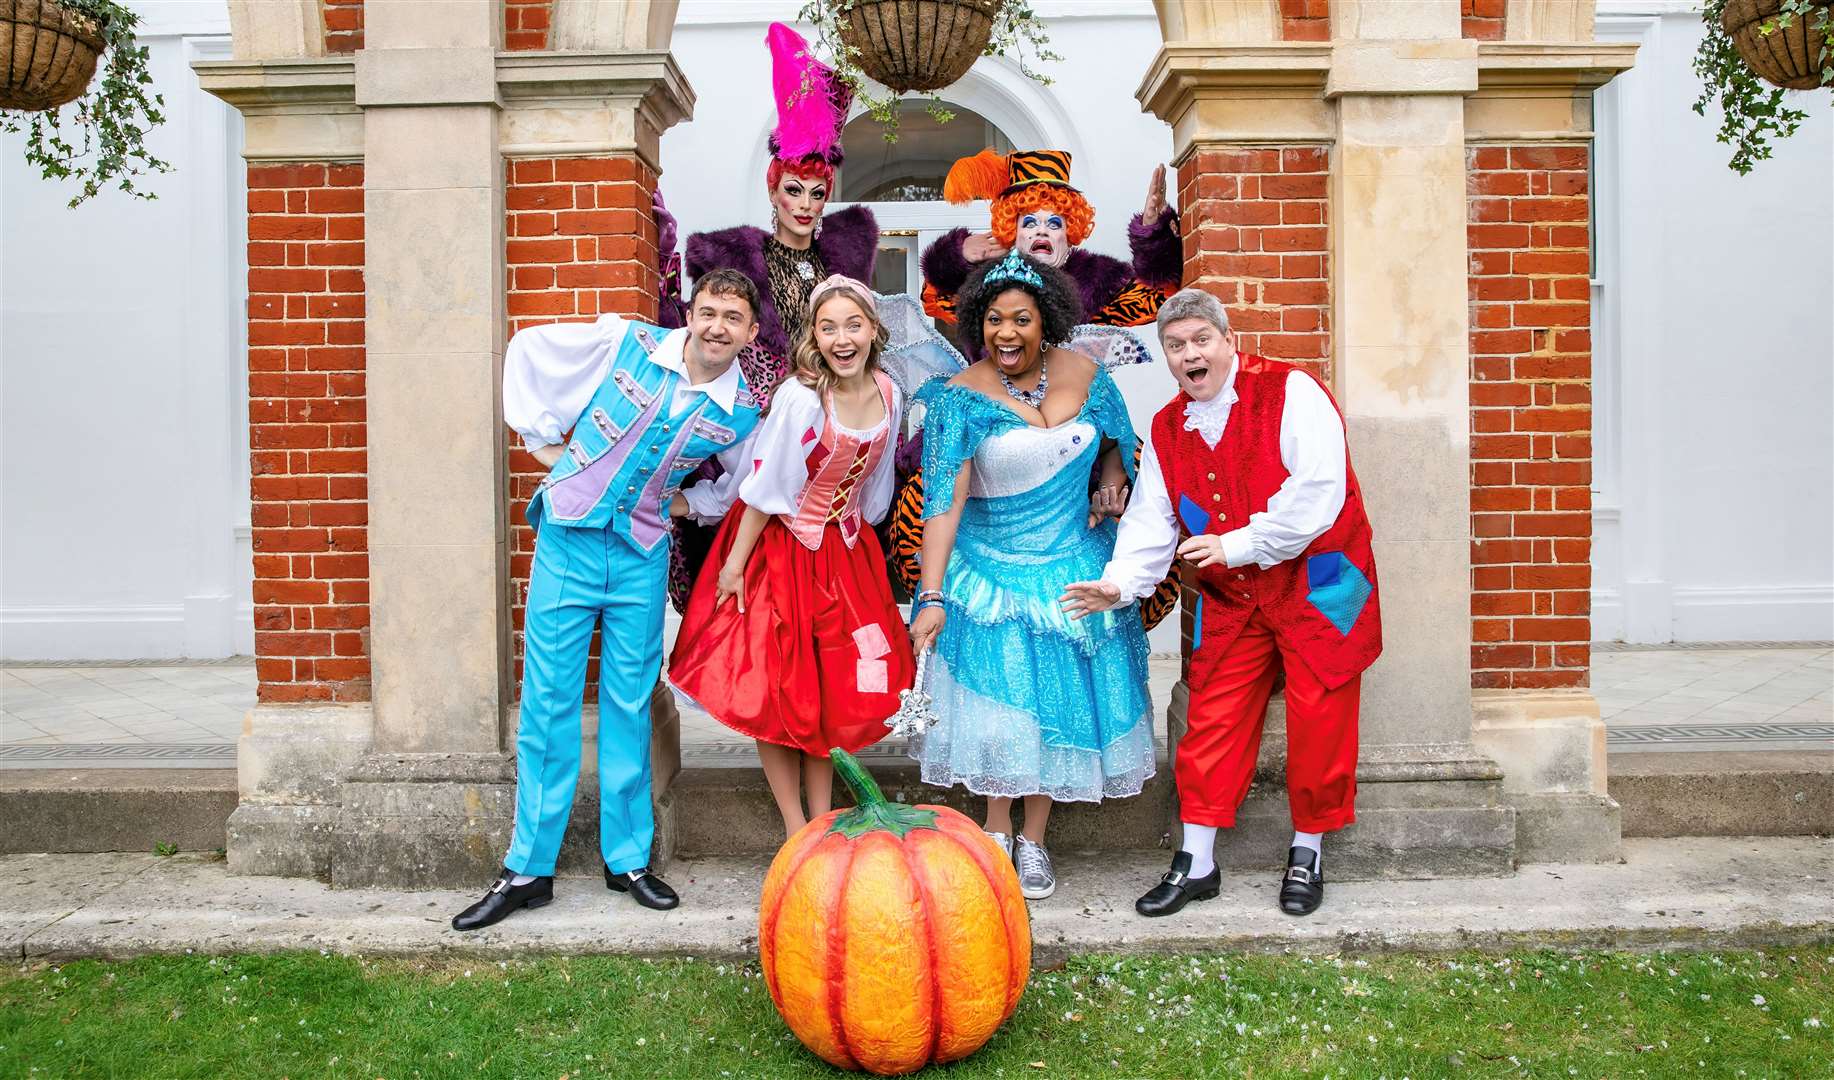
top-left (1135, 851), bottom-right (1222, 918)
top-left (1278, 846), bottom-right (1325, 916)
top-left (451, 868), bottom-right (554, 932)
top-left (605, 865), bottom-right (679, 910)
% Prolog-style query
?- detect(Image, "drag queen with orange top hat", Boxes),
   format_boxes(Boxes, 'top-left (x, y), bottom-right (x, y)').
top-left (669, 275), bottom-right (915, 839)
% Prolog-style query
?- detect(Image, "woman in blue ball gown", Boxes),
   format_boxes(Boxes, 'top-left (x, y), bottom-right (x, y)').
top-left (907, 251), bottom-right (1155, 901)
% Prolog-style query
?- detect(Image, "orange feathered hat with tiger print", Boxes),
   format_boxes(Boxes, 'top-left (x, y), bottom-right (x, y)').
top-left (943, 149), bottom-right (1094, 248)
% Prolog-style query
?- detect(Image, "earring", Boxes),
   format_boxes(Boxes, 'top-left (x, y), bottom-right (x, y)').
top-left (813, 218), bottom-right (823, 241)
top-left (770, 207), bottom-right (780, 234)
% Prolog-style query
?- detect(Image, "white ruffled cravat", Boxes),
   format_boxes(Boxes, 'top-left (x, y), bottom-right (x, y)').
top-left (1182, 389), bottom-right (1235, 450)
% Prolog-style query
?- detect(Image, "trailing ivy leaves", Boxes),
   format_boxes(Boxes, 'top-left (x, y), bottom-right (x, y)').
top-left (0, 0), bottom-right (173, 207)
top-left (1692, 0), bottom-right (1832, 174)
top-left (796, 0), bottom-right (1060, 142)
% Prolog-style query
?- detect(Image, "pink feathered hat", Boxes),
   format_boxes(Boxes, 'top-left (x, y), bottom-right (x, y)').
top-left (766, 22), bottom-right (851, 169)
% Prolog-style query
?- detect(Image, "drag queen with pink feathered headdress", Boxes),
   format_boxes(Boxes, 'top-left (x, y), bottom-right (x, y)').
top-left (661, 23), bottom-right (882, 612)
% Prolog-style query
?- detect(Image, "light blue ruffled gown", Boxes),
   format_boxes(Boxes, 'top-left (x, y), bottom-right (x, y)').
top-left (908, 370), bottom-right (1156, 802)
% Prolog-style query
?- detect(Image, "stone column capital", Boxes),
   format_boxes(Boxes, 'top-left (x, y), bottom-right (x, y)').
top-left (1137, 43), bottom-right (1333, 152)
top-left (1469, 41), bottom-right (1639, 140)
top-left (1323, 39), bottom-right (1480, 99)
top-left (194, 57), bottom-right (362, 162)
top-left (497, 50), bottom-right (696, 170)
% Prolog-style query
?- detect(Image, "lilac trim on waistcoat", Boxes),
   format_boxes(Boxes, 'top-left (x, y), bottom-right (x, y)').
top-left (544, 375), bottom-right (668, 523)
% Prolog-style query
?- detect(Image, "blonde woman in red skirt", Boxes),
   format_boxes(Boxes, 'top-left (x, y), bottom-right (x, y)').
top-left (668, 275), bottom-right (915, 838)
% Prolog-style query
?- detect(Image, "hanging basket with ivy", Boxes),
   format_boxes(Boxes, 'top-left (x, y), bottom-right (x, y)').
top-left (1, 0), bottom-right (171, 205)
top-left (1, 0), bottom-right (105, 111)
top-left (1721, 0), bottom-right (1833, 88)
top-left (800, 0), bottom-right (1059, 139)
top-left (1693, 0), bottom-right (1832, 173)
top-left (839, 0), bottom-right (1001, 93)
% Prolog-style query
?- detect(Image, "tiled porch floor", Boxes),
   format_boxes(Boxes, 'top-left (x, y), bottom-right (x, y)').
top-left (3, 646), bottom-right (1828, 767)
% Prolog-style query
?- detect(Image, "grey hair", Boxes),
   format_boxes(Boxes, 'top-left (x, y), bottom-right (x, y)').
top-left (1155, 287), bottom-right (1231, 340)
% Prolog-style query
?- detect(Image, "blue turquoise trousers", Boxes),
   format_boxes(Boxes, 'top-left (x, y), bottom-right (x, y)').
top-left (505, 520), bottom-right (668, 876)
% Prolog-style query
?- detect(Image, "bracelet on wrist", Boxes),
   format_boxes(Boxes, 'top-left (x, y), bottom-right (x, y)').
top-left (912, 598), bottom-right (945, 615)
top-left (916, 588), bottom-right (944, 602)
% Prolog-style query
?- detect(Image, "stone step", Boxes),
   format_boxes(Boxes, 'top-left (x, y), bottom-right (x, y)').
top-left (1609, 750), bottom-right (1834, 838)
top-left (667, 749), bottom-right (1518, 881)
top-left (0, 769), bottom-right (236, 855)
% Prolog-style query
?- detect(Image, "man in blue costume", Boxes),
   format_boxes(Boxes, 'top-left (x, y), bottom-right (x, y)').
top-left (453, 269), bottom-right (766, 931)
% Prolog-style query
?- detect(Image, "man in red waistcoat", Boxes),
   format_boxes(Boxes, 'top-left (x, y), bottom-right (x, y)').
top-left (1060, 287), bottom-right (1381, 917)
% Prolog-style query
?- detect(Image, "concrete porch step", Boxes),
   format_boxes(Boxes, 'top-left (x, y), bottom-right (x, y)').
top-left (7, 837), bottom-right (1831, 962)
top-left (667, 751), bottom-right (1518, 880)
top-left (1609, 750), bottom-right (1834, 838)
top-left (0, 769), bottom-right (236, 855)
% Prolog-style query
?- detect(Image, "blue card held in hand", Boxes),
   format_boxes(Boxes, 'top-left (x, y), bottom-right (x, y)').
top-left (1178, 493), bottom-right (1211, 537)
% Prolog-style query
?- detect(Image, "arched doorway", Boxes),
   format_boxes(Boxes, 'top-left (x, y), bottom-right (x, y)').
top-left (833, 99), bottom-right (1016, 302)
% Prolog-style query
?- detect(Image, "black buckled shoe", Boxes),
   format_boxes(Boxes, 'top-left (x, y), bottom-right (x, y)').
top-left (1135, 851), bottom-right (1222, 918)
top-left (1278, 847), bottom-right (1324, 916)
top-left (451, 868), bottom-right (553, 932)
top-left (605, 864), bottom-right (679, 910)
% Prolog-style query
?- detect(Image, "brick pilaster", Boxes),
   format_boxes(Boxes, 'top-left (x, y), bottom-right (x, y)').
top-left (1467, 144), bottom-right (1592, 690)
top-left (502, 155), bottom-right (662, 689)
top-left (246, 163), bottom-right (369, 703)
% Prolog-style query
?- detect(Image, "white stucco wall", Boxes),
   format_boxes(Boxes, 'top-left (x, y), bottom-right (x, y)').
top-left (0, 1), bottom-right (248, 659)
top-left (1591, 5), bottom-right (1834, 642)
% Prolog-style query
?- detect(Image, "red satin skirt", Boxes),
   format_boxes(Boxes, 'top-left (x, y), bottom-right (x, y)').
top-left (668, 504), bottom-right (915, 755)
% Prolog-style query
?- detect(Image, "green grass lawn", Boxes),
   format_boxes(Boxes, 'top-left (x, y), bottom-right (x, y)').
top-left (2, 950), bottom-right (1829, 1078)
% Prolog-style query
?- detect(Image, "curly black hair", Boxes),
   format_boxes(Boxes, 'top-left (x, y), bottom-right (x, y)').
top-left (954, 253), bottom-right (1083, 361)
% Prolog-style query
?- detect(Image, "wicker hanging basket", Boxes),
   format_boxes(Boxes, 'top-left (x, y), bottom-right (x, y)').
top-left (1721, 0), bottom-right (1833, 90)
top-left (839, 0), bottom-right (1002, 94)
top-left (1, 0), bottom-right (105, 112)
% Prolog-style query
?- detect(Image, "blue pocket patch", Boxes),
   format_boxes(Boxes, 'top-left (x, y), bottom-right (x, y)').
top-left (1178, 493), bottom-right (1211, 537)
top-left (1305, 552), bottom-right (1371, 635)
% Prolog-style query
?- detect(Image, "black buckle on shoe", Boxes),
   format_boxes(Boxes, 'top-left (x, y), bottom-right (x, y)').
top-left (628, 869), bottom-right (649, 882)
top-left (1161, 870), bottom-right (1187, 887)
top-left (1284, 866), bottom-right (1315, 885)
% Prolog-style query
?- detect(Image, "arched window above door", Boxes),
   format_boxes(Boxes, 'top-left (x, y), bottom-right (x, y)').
top-left (836, 101), bottom-right (1015, 203)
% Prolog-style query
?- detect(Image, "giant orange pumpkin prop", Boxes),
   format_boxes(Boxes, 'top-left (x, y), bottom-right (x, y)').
top-left (758, 749), bottom-right (1031, 1075)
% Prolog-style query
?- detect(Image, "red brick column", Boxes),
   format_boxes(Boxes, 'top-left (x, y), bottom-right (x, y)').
top-left (246, 163), bottom-right (369, 703)
top-left (1177, 146), bottom-right (1332, 381)
top-left (503, 155), bottom-right (662, 688)
top-left (1467, 145), bottom-right (1592, 690)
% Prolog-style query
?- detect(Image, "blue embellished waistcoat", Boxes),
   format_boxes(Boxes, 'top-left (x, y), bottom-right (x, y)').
top-left (527, 322), bottom-right (762, 553)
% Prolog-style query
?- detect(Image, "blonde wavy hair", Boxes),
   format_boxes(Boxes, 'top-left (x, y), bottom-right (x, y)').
top-left (791, 281), bottom-right (888, 398)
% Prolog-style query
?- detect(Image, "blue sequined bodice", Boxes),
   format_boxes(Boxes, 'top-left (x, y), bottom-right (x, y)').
top-left (914, 372), bottom-right (1152, 755)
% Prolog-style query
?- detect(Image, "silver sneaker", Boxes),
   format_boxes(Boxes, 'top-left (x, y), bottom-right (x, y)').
top-left (1014, 836), bottom-right (1056, 899)
top-left (984, 830), bottom-right (1013, 858)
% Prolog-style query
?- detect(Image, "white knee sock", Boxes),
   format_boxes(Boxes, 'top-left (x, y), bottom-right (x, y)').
top-left (1291, 830), bottom-right (1323, 872)
top-left (510, 874), bottom-right (537, 886)
top-left (1180, 823), bottom-right (1218, 879)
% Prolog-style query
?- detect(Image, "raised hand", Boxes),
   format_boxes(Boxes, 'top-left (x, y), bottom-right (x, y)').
top-left (962, 231), bottom-right (1009, 263)
top-left (1059, 580), bottom-right (1123, 621)
top-left (1142, 164), bottom-right (1168, 228)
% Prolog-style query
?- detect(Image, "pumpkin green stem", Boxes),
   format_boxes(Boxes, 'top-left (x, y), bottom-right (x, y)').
top-left (826, 748), bottom-right (939, 840)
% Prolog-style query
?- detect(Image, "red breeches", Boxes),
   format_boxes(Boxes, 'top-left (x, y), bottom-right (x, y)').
top-left (1175, 610), bottom-right (1359, 832)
